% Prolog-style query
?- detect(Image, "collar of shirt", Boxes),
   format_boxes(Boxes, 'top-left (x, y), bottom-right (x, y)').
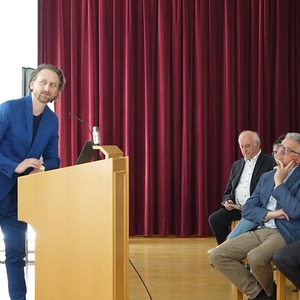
top-left (244, 149), bottom-right (261, 163)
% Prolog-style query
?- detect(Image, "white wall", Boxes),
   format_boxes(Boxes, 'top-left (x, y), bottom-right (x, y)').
top-left (0, 1), bottom-right (38, 266)
top-left (0, 0), bottom-right (38, 104)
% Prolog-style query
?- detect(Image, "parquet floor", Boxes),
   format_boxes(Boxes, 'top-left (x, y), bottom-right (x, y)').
top-left (0, 237), bottom-right (299, 299)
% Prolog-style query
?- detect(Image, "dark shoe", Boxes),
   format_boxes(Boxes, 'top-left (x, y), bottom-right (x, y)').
top-left (248, 288), bottom-right (275, 300)
top-left (245, 262), bottom-right (251, 271)
top-left (272, 282), bottom-right (277, 298)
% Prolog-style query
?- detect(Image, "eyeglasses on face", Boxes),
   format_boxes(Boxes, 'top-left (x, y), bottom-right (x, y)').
top-left (276, 144), bottom-right (300, 156)
top-left (271, 151), bottom-right (278, 157)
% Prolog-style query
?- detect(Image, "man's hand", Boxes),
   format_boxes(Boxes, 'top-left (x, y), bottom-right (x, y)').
top-left (14, 158), bottom-right (42, 174)
top-left (29, 167), bottom-right (44, 174)
top-left (274, 160), bottom-right (296, 187)
top-left (264, 208), bottom-right (290, 222)
top-left (224, 200), bottom-right (242, 211)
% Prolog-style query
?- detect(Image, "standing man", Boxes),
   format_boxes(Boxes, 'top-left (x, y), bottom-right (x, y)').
top-left (210, 132), bottom-right (300, 300)
top-left (0, 64), bottom-right (66, 300)
top-left (208, 131), bottom-right (274, 245)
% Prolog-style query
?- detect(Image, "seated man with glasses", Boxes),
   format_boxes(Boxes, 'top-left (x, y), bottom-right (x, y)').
top-left (210, 132), bottom-right (300, 300)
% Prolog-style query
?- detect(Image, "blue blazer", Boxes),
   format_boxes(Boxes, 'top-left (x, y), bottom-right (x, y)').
top-left (242, 165), bottom-right (300, 244)
top-left (0, 95), bottom-right (60, 201)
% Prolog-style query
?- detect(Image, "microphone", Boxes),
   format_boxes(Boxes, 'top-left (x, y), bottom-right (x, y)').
top-left (69, 112), bottom-right (101, 145)
top-left (92, 126), bottom-right (101, 145)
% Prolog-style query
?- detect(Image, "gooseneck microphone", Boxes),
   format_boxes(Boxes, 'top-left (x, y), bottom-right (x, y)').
top-left (68, 112), bottom-right (101, 145)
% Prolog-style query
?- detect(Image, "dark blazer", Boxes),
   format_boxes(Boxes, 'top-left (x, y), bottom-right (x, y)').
top-left (222, 152), bottom-right (274, 204)
top-left (242, 165), bottom-right (300, 244)
top-left (0, 95), bottom-right (60, 201)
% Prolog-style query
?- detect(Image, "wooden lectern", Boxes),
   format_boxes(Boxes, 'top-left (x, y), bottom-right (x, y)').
top-left (18, 146), bottom-right (128, 300)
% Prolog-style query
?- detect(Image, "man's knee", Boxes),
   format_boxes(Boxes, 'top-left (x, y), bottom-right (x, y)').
top-left (208, 208), bottom-right (224, 225)
top-left (275, 241), bottom-right (300, 267)
top-left (273, 248), bottom-right (286, 268)
top-left (209, 246), bottom-right (224, 267)
top-left (208, 211), bottom-right (217, 226)
top-left (247, 250), bottom-right (272, 268)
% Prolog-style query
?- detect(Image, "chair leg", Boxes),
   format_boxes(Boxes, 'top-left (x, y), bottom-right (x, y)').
top-left (232, 283), bottom-right (243, 300)
top-left (276, 270), bottom-right (286, 300)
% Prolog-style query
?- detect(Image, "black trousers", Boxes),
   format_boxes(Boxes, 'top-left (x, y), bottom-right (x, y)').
top-left (273, 241), bottom-right (300, 289)
top-left (208, 207), bottom-right (242, 244)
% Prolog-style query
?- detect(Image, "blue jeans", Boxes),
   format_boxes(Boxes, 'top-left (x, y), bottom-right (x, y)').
top-left (0, 185), bottom-right (27, 300)
top-left (227, 217), bottom-right (257, 239)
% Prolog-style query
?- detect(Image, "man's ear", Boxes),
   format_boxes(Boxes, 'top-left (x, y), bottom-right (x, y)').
top-left (295, 156), bottom-right (300, 165)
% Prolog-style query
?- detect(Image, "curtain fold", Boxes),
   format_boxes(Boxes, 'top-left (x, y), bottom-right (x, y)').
top-left (38, 0), bottom-right (300, 237)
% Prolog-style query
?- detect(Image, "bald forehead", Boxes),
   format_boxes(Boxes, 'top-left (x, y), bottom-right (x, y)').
top-left (239, 132), bottom-right (254, 144)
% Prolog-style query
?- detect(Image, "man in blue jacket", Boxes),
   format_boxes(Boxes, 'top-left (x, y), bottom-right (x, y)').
top-left (0, 64), bottom-right (66, 300)
top-left (210, 132), bottom-right (300, 300)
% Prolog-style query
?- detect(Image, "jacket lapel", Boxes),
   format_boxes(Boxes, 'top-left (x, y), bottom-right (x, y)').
top-left (251, 152), bottom-right (264, 179)
top-left (24, 95), bottom-right (33, 153)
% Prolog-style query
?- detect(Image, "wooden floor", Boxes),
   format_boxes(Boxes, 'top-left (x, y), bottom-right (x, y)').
top-left (0, 237), bottom-right (299, 299)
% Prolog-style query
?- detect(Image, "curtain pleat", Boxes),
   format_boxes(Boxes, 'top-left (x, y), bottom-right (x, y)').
top-left (38, 0), bottom-right (300, 237)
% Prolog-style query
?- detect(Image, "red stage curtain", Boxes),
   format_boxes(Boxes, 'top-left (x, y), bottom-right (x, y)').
top-left (38, 0), bottom-right (300, 237)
